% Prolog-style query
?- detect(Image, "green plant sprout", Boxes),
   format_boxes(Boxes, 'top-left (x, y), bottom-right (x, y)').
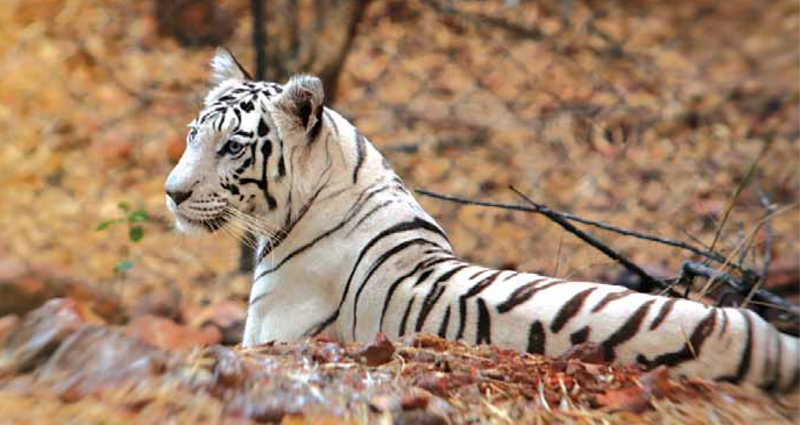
top-left (96, 202), bottom-right (150, 274)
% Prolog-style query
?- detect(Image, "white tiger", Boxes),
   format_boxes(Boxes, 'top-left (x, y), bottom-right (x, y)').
top-left (165, 49), bottom-right (799, 391)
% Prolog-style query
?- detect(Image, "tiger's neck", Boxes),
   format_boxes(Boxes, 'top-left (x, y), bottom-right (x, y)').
top-left (243, 111), bottom-right (454, 345)
top-left (244, 183), bottom-right (453, 344)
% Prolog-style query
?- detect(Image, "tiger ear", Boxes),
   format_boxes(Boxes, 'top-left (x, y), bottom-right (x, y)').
top-left (210, 48), bottom-right (252, 85)
top-left (274, 74), bottom-right (325, 141)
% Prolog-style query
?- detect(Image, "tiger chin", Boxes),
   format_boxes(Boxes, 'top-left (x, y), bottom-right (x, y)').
top-left (165, 48), bottom-right (800, 392)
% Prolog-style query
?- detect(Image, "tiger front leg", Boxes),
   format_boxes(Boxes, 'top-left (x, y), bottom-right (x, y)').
top-left (242, 274), bottom-right (336, 347)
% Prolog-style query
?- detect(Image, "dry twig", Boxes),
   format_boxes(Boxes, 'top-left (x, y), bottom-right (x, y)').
top-left (509, 186), bottom-right (673, 295)
top-left (415, 189), bottom-right (750, 273)
top-left (707, 138), bottom-right (773, 253)
top-left (417, 187), bottom-right (678, 296)
top-left (680, 261), bottom-right (798, 322)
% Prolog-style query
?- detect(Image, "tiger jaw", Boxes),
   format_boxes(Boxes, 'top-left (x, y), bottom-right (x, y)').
top-left (179, 213), bottom-right (228, 233)
top-left (167, 198), bottom-right (229, 234)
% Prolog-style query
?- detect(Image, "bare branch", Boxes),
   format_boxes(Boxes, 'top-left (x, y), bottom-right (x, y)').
top-left (757, 188), bottom-right (775, 285)
top-left (708, 138), bottom-right (773, 253)
top-left (508, 186), bottom-right (673, 295)
top-left (239, 0), bottom-right (268, 274)
top-left (553, 233), bottom-right (564, 278)
top-left (681, 261), bottom-right (799, 323)
top-left (741, 189), bottom-right (777, 308)
top-left (415, 188), bottom-right (747, 271)
top-left (416, 187), bottom-right (677, 295)
top-left (699, 202), bottom-right (796, 298)
top-left (316, 0), bottom-right (374, 103)
top-left (251, 0), bottom-right (267, 80)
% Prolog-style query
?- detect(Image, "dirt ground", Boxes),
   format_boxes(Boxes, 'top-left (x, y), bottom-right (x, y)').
top-left (0, 0), bottom-right (798, 423)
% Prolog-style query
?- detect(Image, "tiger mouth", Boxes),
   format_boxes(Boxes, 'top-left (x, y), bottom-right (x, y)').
top-left (178, 213), bottom-right (229, 232)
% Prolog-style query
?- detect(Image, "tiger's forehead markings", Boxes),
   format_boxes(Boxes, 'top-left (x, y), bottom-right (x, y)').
top-left (210, 81), bottom-right (283, 108)
top-left (197, 81), bottom-right (284, 136)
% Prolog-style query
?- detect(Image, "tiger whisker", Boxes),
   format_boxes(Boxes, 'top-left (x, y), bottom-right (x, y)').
top-left (219, 212), bottom-right (263, 250)
top-left (223, 206), bottom-right (288, 268)
top-left (218, 217), bottom-right (260, 251)
top-left (223, 211), bottom-right (266, 237)
top-left (221, 208), bottom-right (288, 268)
top-left (223, 206), bottom-right (284, 239)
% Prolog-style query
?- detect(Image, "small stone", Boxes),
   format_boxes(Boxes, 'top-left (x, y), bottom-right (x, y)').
top-left (558, 342), bottom-right (608, 365)
top-left (401, 389), bottom-right (430, 410)
top-left (355, 332), bottom-right (395, 367)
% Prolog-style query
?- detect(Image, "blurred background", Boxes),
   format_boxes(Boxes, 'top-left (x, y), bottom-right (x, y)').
top-left (0, 0), bottom-right (797, 345)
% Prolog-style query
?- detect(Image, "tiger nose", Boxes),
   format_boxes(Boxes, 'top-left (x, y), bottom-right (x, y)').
top-left (167, 190), bottom-right (192, 206)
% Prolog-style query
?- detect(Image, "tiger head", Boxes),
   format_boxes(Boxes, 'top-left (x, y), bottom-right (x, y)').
top-left (165, 49), bottom-right (325, 235)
